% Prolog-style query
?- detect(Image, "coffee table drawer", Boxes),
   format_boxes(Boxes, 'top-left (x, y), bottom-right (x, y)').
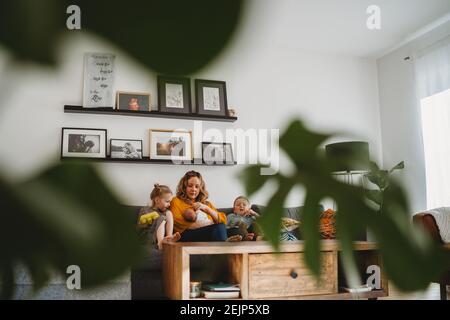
top-left (248, 252), bottom-right (337, 298)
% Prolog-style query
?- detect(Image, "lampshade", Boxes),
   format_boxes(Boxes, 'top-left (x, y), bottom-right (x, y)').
top-left (325, 141), bottom-right (370, 172)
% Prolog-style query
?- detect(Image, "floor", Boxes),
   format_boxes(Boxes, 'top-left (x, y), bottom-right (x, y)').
top-left (380, 283), bottom-right (448, 300)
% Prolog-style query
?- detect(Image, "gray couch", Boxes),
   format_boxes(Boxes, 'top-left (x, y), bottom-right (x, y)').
top-left (131, 203), bottom-right (350, 300)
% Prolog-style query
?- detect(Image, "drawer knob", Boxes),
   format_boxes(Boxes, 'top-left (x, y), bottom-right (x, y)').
top-left (290, 270), bottom-right (298, 279)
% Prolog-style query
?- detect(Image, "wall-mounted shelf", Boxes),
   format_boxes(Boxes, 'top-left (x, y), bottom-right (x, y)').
top-left (64, 105), bottom-right (238, 122)
top-left (61, 157), bottom-right (237, 166)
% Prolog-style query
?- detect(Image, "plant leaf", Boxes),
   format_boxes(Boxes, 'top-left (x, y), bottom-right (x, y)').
top-left (389, 161), bottom-right (405, 173)
top-left (365, 189), bottom-right (383, 206)
top-left (72, 0), bottom-right (245, 75)
top-left (279, 120), bottom-right (330, 171)
top-left (238, 165), bottom-right (271, 197)
top-left (0, 263), bottom-right (14, 300)
top-left (256, 176), bottom-right (293, 250)
top-left (0, 0), bottom-right (64, 65)
top-left (0, 162), bottom-right (142, 296)
top-left (301, 193), bottom-right (322, 278)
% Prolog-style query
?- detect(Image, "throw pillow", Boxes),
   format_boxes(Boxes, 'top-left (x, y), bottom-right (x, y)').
top-left (319, 209), bottom-right (337, 239)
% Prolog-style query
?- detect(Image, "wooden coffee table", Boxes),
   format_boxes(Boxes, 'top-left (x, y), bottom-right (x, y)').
top-left (162, 240), bottom-right (388, 300)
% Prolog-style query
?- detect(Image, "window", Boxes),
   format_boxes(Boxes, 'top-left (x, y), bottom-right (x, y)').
top-left (420, 88), bottom-right (450, 208)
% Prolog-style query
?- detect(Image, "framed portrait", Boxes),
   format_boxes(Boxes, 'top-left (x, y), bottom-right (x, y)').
top-left (202, 142), bottom-right (234, 165)
top-left (110, 139), bottom-right (143, 159)
top-left (157, 76), bottom-right (191, 114)
top-left (61, 128), bottom-right (107, 159)
top-left (149, 129), bottom-right (192, 161)
top-left (195, 79), bottom-right (228, 116)
top-left (116, 91), bottom-right (151, 111)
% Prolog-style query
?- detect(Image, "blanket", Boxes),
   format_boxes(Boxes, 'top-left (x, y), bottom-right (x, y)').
top-left (424, 207), bottom-right (450, 244)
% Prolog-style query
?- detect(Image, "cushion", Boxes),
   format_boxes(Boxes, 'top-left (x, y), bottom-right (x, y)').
top-left (319, 209), bottom-right (336, 239)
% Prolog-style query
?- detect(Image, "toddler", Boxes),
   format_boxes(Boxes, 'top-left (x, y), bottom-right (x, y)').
top-left (227, 196), bottom-right (260, 241)
top-left (137, 183), bottom-right (180, 250)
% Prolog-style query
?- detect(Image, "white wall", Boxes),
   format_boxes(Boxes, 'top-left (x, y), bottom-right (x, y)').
top-left (0, 1), bottom-right (382, 208)
top-left (377, 20), bottom-right (450, 213)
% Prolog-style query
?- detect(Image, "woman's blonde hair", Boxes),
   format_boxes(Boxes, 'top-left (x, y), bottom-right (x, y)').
top-left (150, 183), bottom-right (172, 207)
top-left (176, 170), bottom-right (209, 204)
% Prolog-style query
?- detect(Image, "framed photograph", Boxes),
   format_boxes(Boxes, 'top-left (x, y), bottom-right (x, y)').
top-left (195, 79), bottom-right (228, 116)
top-left (110, 139), bottom-right (143, 159)
top-left (157, 76), bottom-right (191, 114)
top-left (61, 128), bottom-right (107, 159)
top-left (149, 129), bottom-right (192, 161)
top-left (116, 91), bottom-right (151, 111)
top-left (202, 142), bottom-right (234, 165)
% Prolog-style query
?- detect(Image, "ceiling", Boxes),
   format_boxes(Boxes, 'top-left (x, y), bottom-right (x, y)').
top-left (252, 0), bottom-right (450, 58)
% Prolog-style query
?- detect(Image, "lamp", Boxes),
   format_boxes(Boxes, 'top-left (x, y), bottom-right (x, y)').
top-left (325, 141), bottom-right (370, 186)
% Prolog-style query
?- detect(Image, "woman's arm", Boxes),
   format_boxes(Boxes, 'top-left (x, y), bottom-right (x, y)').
top-left (196, 202), bottom-right (227, 224)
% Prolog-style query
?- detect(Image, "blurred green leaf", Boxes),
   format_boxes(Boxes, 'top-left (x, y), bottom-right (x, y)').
top-left (0, 263), bottom-right (14, 300)
top-left (0, 163), bottom-right (142, 297)
top-left (239, 165), bottom-right (271, 196)
top-left (256, 176), bottom-right (293, 250)
top-left (240, 119), bottom-right (450, 292)
top-left (0, 0), bottom-right (65, 65)
top-left (0, 0), bottom-right (244, 75)
top-left (301, 193), bottom-right (322, 278)
top-left (365, 189), bottom-right (382, 206)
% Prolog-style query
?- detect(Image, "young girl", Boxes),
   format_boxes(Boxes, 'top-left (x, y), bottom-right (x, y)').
top-left (138, 183), bottom-right (180, 250)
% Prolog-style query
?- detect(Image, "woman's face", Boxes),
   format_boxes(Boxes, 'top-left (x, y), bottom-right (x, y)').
top-left (186, 177), bottom-right (201, 200)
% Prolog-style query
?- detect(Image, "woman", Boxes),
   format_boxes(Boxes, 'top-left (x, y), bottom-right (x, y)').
top-left (170, 170), bottom-right (228, 241)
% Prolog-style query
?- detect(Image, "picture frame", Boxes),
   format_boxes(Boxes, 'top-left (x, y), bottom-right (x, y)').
top-left (202, 142), bottom-right (234, 165)
top-left (149, 129), bottom-right (193, 161)
top-left (116, 91), bottom-right (151, 111)
top-left (61, 128), bottom-right (107, 159)
top-left (195, 79), bottom-right (228, 117)
top-left (157, 76), bottom-right (192, 114)
top-left (110, 139), bottom-right (143, 159)
top-left (83, 53), bottom-right (115, 108)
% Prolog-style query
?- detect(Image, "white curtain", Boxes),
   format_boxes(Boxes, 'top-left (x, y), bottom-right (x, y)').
top-left (414, 36), bottom-right (450, 209)
top-left (415, 35), bottom-right (450, 99)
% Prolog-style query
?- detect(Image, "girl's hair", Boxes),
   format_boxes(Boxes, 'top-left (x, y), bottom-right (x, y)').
top-left (176, 170), bottom-right (209, 204)
top-left (150, 183), bottom-right (172, 207)
top-left (234, 196), bottom-right (250, 207)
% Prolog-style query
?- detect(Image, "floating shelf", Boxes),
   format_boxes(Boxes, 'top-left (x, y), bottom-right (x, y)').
top-left (61, 156), bottom-right (237, 166)
top-left (64, 105), bottom-right (238, 122)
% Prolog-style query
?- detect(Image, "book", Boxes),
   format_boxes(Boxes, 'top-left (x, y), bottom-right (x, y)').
top-left (202, 283), bottom-right (240, 292)
top-left (341, 284), bottom-right (373, 293)
top-left (202, 291), bottom-right (240, 299)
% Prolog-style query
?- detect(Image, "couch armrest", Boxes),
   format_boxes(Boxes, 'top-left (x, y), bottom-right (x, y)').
top-left (413, 213), bottom-right (444, 243)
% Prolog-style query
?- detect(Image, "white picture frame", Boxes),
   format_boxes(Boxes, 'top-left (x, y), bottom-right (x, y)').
top-left (149, 129), bottom-right (193, 161)
top-left (61, 128), bottom-right (107, 159)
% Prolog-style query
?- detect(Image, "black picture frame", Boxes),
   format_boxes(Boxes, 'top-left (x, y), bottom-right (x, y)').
top-left (202, 142), bottom-right (234, 165)
top-left (61, 127), bottom-right (107, 159)
top-left (157, 75), bottom-right (191, 114)
top-left (195, 79), bottom-right (228, 117)
top-left (110, 139), bottom-right (143, 159)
